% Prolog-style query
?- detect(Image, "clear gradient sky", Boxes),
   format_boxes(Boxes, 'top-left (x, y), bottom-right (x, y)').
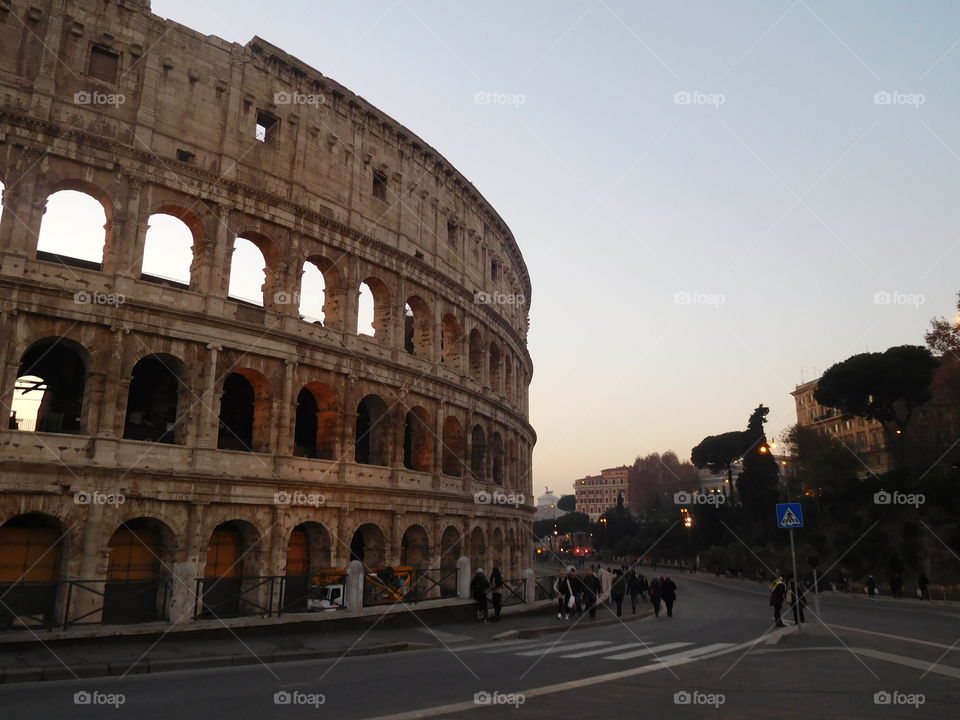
top-left (85, 1), bottom-right (960, 496)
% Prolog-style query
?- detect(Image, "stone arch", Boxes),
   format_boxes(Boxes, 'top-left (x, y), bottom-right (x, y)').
top-left (403, 405), bottom-right (433, 472)
top-left (357, 276), bottom-right (391, 340)
top-left (441, 313), bottom-right (463, 371)
top-left (0, 512), bottom-right (65, 628)
top-left (282, 521), bottom-right (332, 611)
top-left (294, 382), bottom-right (338, 460)
top-left (355, 394), bottom-right (390, 466)
top-left (123, 353), bottom-right (188, 444)
top-left (217, 368), bottom-right (271, 453)
top-left (102, 517), bottom-right (175, 624)
top-left (200, 519), bottom-right (263, 618)
top-left (349, 522), bottom-right (386, 567)
top-left (36, 182), bottom-right (112, 267)
top-left (441, 415), bottom-right (465, 477)
top-left (468, 526), bottom-right (486, 573)
top-left (470, 424), bottom-right (487, 481)
top-left (300, 255), bottom-right (344, 328)
top-left (403, 295), bottom-right (432, 358)
top-left (227, 231), bottom-right (278, 306)
top-left (488, 341), bottom-right (502, 393)
top-left (468, 329), bottom-right (483, 380)
top-left (400, 524), bottom-right (430, 571)
top-left (438, 525), bottom-right (461, 597)
top-left (490, 431), bottom-right (504, 486)
top-left (142, 206), bottom-right (201, 286)
top-left (15, 337), bottom-right (90, 435)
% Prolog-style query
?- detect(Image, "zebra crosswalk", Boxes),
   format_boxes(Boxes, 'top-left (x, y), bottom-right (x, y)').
top-left (450, 637), bottom-right (733, 663)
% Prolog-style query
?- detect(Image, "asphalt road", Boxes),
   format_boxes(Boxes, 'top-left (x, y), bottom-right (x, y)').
top-left (2, 573), bottom-right (958, 719)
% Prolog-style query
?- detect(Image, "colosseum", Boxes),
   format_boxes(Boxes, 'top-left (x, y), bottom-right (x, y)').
top-left (0, 0), bottom-right (535, 630)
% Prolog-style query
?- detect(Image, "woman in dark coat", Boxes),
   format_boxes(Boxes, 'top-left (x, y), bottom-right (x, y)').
top-left (649, 577), bottom-right (663, 617)
top-left (661, 576), bottom-right (677, 617)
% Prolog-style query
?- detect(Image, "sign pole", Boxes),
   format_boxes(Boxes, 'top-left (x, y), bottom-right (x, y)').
top-left (789, 528), bottom-right (800, 633)
top-left (813, 567), bottom-right (821, 616)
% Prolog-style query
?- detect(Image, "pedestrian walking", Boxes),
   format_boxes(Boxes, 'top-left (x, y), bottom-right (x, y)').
top-left (649, 577), bottom-right (663, 617)
top-left (582, 569), bottom-right (601, 618)
top-left (611, 569), bottom-right (626, 617)
top-left (770, 576), bottom-right (786, 627)
top-left (555, 567), bottom-right (578, 620)
top-left (890, 574), bottom-right (903, 599)
top-left (787, 575), bottom-right (805, 624)
top-left (489, 566), bottom-right (504, 621)
top-left (471, 569), bottom-right (490, 622)
top-left (918, 573), bottom-right (930, 601)
top-left (639, 573), bottom-right (649, 602)
top-left (866, 574), bottom-right (877, 599)
top-left (627, 569), bottom-right (641, 613)
top-left (661, 576), bottom-right (677, 617)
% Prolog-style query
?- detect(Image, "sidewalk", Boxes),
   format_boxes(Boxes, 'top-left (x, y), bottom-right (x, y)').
top-left (0, 598), bottom-right (653, 685)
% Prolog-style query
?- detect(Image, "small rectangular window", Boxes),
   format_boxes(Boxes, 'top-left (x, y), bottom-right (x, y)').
top-left (88, 45), bottom-right (119, 84)
top-left (255, 110), bottom-right (278, 143)
top-left (447, 221), bottom-right (458, 247)
top-left (176, 149), bottom-right (195, 163)
top-left (491, 259), bottom-right (499, 281)
top-left (372, 170), bottom-right (388, 200)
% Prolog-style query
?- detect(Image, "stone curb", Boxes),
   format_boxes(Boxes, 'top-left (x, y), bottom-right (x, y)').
top-left (0, 642), bottom-right (422, 685)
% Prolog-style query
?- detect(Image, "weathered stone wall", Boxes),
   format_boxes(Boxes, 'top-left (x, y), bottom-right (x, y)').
top-left (0, 0), bottom-right (535, 627)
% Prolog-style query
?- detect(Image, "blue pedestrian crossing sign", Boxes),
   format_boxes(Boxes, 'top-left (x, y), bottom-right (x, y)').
top-left (776, 503), bottom-right (804, 529)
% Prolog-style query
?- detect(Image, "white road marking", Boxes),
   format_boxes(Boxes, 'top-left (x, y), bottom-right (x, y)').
top-left (362, 636), bottom-right (760, 720)
top-left (560, 642), bottom-right (653, 659)
top-left (604, 641), bottom-right (692, 660)
top-left (827, 623), bottom-right (960, 650)
top-left (854, 647), bottom-right (960, 679)
top-left (645, 642), bottom-right (733, 662)
top-left (482, 641), bottom-right (556, 654)
top-left (514, 640), bottom-right (611, 657)
top-left (449, 639), bottom-right (537, 652)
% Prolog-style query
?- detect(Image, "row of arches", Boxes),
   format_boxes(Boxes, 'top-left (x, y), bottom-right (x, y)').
top-left (11, 337), bottom-right (532, 486)
top-left (0, 511), bottom-right (526, 626)
top-left (2, 184), bottom-right (529, 403)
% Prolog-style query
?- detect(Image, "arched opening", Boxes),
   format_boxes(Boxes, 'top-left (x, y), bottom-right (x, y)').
top-left (294, 383), bottom-right (338, 460)
top-left (441, 416), bottom-right (465, 477)
top-left (303, 257), bottom-right (344, 328)
top-left (217, 370), bottom-right (269, 452)
top-left (141, 211), bottom-right (195, 286)
top-left (469, 527), bottom-right (486, 574)
top-left (404, 296), bottom-right (431, 358)
top-left (15, 339), bottom-right (87, 434)
top-left (403, 406), bottom-right (433, 472)
top-left (357, 277), bottom-right (390, 339)
top-left (227, 236), bottom-right (268, 306)
top-left (0, 513), bottom-right (63, 629)
top-left (103, 518), bottom-right (172, 624)
top-left (36, 189), bottom-right (108, 268)
top-left (507, 438), bottom-right (518, 489)
top-left (439, 526), bottom-right (461, 597)
top-left (468, 330), bottom-right (483, 380)
top-left (282, 522), bottom-right (332, 612)
top-left (201, 521), bottom-right (260, 618)
top-left (490, 432), bottom-right (504, 486)
top-left (123, 354), bottom-right (187, 444)
top-left (489, 342), bottom-right (502, 393)
top-left (349, 523), bottom-right (386, 566)
top-left (492, 528), bottom-right (505, 573)
top-left (400, 525), bottom-right (430, 571)
top-left (441, 314), bottom-right (462, 371)
top-left (470, 425), bottom-right (486, 481)
top-left (355, 394), bottom-right (390, 466)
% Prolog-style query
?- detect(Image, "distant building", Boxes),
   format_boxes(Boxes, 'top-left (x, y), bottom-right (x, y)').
top-left (535, 487), bottom-right (564, 520)
top-left (575, 466), bottom-right (631, 520)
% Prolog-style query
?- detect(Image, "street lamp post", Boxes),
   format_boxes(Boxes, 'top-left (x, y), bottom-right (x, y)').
top-left (683, 509), bottom-right (694, 571)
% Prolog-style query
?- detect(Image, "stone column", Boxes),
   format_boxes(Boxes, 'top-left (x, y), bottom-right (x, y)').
top-left (196, 344), bottom-right (222, 449)
top-left (95, 327), bottom-right (129, 438)
top-left (69, 502), bottom-right (106, 625)
top-left (0, 310), bottom-right (19, 429)
top-left (276, 359), bottom-right (296, 456)
top-left (170, 503), bottom-right (204, 624)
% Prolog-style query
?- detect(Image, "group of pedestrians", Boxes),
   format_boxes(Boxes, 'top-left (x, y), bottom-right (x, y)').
top-left (554, 565), bottom-right (678, 620)
top-left (470, 567), bottom-right (505, 623)
top-left (768, 574), bottom-right (807, 627)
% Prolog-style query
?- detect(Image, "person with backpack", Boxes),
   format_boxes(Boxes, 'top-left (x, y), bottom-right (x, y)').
top-left (471, 569), bottom-right (490, 622)
top-left (661, 576), bottom-right (677, 617)
top-left (489, 566), bottom-right (504, 621)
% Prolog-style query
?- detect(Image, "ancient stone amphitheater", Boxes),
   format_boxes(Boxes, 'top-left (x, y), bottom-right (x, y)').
top-left (0, 0), bottom-right (534, 629)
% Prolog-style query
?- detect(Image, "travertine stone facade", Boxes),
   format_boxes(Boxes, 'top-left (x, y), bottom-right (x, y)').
top-left (0, 0), bottom-right (534, 627)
